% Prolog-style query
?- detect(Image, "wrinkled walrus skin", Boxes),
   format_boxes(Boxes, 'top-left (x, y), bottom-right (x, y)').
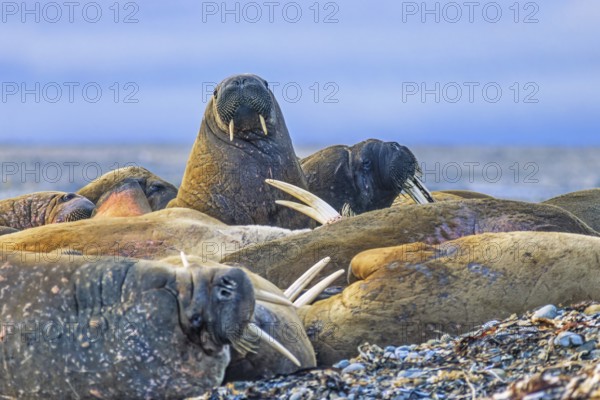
top-left (299, 231), bottom-right (600, 365)
top-left (0, 254), bottom-right (255, 399)
top-left (222, 199), bottom-right (598, 289)
top-left (168, 74), bottom-right (311, 229)
top-left (543, 188), bottom-right (600, 233)
top-left (0, 191), bottom-right (95, 230)
top-left (77, 166), bottom-right (178, 211)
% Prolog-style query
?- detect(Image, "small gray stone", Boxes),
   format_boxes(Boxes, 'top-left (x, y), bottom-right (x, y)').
top-left (554, 331), bottom-right (584, 347)
top-left (384, 346), bottom-right (396, 353)
top-left (342, 363), bottom-right (366, 374)
top-left (334, 359), bottom-right (350, 369)
top-left (395, 349), bottom-right (409, 359)
top-left (532, 304), bottom-right (558, 320)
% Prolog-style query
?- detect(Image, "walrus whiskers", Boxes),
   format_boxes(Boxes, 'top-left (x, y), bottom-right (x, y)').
top-left (259, 114), bottom-right (268, 136)
top-left (284, 257), bottom-right (331, 301)
top-left (293, 269), bottom-right (345, 308)
top-left (247, 322), bottom-right (301, 367)
top-left (266, 179), bottom-right (341, 225)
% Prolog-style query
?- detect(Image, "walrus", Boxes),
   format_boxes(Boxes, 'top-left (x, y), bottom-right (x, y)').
top-left (543, 188), bottom-right (600, 233)
top-left (393, 190), bottom-right (494, 207)
top-left (299, 231), bottom-right (600, 365)
top-left (301, 139), bottom-right (434, 214)
top-left (167, 74), bottom-right (311, 229)
top-left (223, 196), bottom-right (598, 289)
top-left (0, 207), bottom-right (301, 262)
top-left (77, 166), bottom-right (178, 211)
top-left (92, 179), bottom-right (153, 218)
top-left (0, 253), bottom-right (256, 398)
top-left (0, 191), bottom-right (95, 230)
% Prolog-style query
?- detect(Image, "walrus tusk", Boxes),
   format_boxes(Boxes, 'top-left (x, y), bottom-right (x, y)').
top-left (180, 251), bottom-right (191, 268)
top-left (404, 176), bottom-right (435, 204)
top-left (229, 119), bottom-right (235, 141)
top-left (266, 179), bottom-right (341, 225)
top-left (293, 269), bottom-right (345, 308)
top-left (274, 200), bottom-right (333, 226)
top-left (259, 114), bottom-right (268, 136)
top-left (255, 289), bottom-right (294, 306)
top-left (284, 257), bottom-right (331, 301)
top-left (247, 322), bottom-right (301, 367)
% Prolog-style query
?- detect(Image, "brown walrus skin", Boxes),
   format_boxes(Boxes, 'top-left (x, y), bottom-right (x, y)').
top-left (167, 74), bottom-right (311, 229)
top-left (0, 253), bottom-right (256, 399)
top-left (0, 207), bottom-right (299, 262)
top-left (222, 199), bottom-right (598, 289)
top-left (393, 190), bottom-right (494, 207)
top-left (0, 191), bottom-right (95, 230)
top-left (77, 166), bottom-right (178, 211)
top-left (300, 231), bottom-right (600, 365)
top-left (543, 188), bottom-right (600, 233)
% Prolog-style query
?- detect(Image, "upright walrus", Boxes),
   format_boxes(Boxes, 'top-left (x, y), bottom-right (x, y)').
top-left (168, 74), bottom-right (310, 229)
top-left (0, 191), bottom-right (95, 230)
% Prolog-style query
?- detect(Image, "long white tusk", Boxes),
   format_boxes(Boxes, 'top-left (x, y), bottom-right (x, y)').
top-left (293, 269), bottom-right (345, 308)
top-left (229, 119), bottom-right (235, 141)
top-left (259, 114), bottom-right (268, 136)
top-left (284, 257), bottom-right (331, 301)
top-left (275, 200), bottom-right (332, 226)
top-left (266, 179), bottom-right (341, 225)
top-left (255, 289), bottom-right (294, 306)
top-left (247, 322), bottom-right (301, 367)
top-left (180, 251), bottom-right (191, 268)
top-left (404, 176), bottom-right (435, 205)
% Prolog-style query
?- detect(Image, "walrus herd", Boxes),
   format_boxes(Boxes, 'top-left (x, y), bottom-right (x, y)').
top-left (1, 73), bottom-right (599, 399)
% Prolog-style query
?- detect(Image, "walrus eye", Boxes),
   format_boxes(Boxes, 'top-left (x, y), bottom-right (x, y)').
top-left (61, 193), bottom-right (76, 202)
top-left (213, 88), bottom-right (218, 99)
top-left (147, 183), bottom-right (163, 194)
top-left (362, 159), bottom-right (372, 170)
top-left (263, 80), bottom-right (269, 88)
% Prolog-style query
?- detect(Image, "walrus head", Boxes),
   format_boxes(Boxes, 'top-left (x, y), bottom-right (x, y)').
top-left (175, 264), bottom-right (256, 356)
top-left (300, 139), bottom-right (433, 215)
top-left (349, 139), bottom-right (420, 213)
top-left (211, 74), bottom-right (274, 141)
top-left (46, 192), bottom-right (96, 223)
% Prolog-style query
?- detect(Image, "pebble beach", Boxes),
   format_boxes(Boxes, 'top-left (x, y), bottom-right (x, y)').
top-left (198, 302), bottom-right (600, 399)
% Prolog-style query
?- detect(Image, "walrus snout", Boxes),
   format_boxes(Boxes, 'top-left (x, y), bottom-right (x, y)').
top-left (214, 74), bottom-right (273, 140)
top-left (385, 142), bottom-right (418, 191)
top-left (52, 193), bottom-right (96, 223)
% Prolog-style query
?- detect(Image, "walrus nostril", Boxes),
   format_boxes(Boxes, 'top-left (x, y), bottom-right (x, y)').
top-left (218, 288), bottom-right (233, 300)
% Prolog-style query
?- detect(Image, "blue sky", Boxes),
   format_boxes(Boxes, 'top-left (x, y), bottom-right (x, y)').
top-left (0, 1), bottom-right (598, 146)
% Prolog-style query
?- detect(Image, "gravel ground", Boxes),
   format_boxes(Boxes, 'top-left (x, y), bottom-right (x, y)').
top-left (196, 302), bottom-right (600, 399)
